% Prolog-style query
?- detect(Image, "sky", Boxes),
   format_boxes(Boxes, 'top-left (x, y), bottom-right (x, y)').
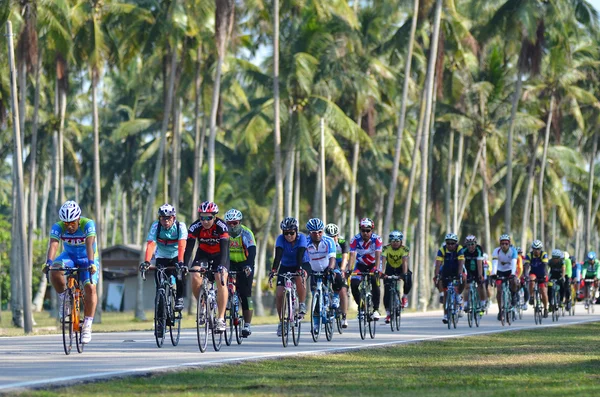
top-left (590, 0), bottom-right (600, 15)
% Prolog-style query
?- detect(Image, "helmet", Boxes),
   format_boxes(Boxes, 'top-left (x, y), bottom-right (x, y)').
top-left (389, 230), bottom-right (404, 241)
top-left (224, 209), bottom-right (243, 222)
top-left (59, 201), bottom-right (81, 222)
top-left (198, 201), bottom-right (219, 214)
top-left (551, 249), bottom-right (562, 258)
top-left (280, 217), bottom-right (299, 231)
top-left (359, 218), bottom-right (374, 229)
top-left (445, 233), bottom-right (458, 243)
top-left (587, 251), bottom-right (596, 261)
top-left (324, 223), bottom-right (339, 237)
top-left (499, 234), bottom-right (511, 242)
top-left (516, 246), bottom-right (523, 254)
top-left (157, 203), bottom-right (176, 217)
top-left (465, 235), bottom-right (477, 244)
top-left (306, 218), bottom-right (325, 232)
top-left (531, 240), bottom-right (543, 250)
top-left (563, 251), bottom-right (570, 259)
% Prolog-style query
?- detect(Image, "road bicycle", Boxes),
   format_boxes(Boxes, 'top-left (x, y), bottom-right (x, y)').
top-left (141, 263), bottom-right (182, 348)
top-left (548, 278), bottom-right (561, 323)
top-left (533, 278), bottom-right (544, 325)
top-left (583, 279), bottom-right (597, 314)
top-left (386, 275), bottom-right (403, 332)
top-left (270, 271), bottom-right (304, 347)
top-left (226, 271), bottom-right (244, 345)
top-left (496, 275), bottom-right (513, 326)
top-left (569, 280), bottom-right (577, 316)
top-left (48, 267), bottom-right (90, 355)
top-left (466, 276), bottom-right (482, 328)
top-left (310, 271), bottom-right (334, 342)
top-left (352, 272), bottom-right (379, 339)
top-left (443, 276), bottom-right (461, 329)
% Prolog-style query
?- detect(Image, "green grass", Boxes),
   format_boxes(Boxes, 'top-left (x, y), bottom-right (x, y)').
top-left (0, 310), bottom-right (280, 336)
top-left (26, 321), bottom-right (600, 396)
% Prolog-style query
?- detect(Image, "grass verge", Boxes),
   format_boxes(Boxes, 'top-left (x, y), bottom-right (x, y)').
top-left (26, 321), bottom-right (600, 396)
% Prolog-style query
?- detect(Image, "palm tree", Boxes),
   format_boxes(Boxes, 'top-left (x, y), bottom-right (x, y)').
top-left (273, 0), bottom-right (283, 223)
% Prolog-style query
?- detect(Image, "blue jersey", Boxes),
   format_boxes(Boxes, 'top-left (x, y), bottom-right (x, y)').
top-left (276, 232), bottom-right (308, 267)
top-left (304, 235), bottom-right (336, 272)
top-left (146, 220), bottom-right (187, 259)
top-left (50, 217), bottom-right (98, 259)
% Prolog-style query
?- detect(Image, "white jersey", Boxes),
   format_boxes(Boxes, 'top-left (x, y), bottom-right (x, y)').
top-left (305, 235), bottom-right (337, 272)
top-left (492, 246), bottom-right (518, 275)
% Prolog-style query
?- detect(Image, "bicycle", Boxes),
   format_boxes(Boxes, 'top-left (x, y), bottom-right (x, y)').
top-left (532, 278), bottom-right (544, 325)
top-left (141, 264), bottom-right (182, 348)
top-left (496, 275), bottom-right (513, 326)
top-left (465, 276), bottom-right (482, 328)
top-left (269, 271), bottom-right (304, 348)
top-left (352, 272), bottom-right (378, 339)
top-left (189, 261), bottom-right (227, 352)
top-left (583, 279), bottom-right (596, 314)
top-left (226, 271), bottom-right (244, 345)
top-left (386, 275), bottom-right (403, 332)
top-left (548, 278), bottom-right (561, 322)
top-left (569, 280), bottom-right (577, 316)
top-left (48, 267), bottom-right (89, 355)
top-left (329, 274), bottom-right (344, 335)
top-left (310, 271), bottom-right (334, 342)
top-left (516, 282), bottom-right (526, 320)
top-left (443, 276), bottom-right (461, 329)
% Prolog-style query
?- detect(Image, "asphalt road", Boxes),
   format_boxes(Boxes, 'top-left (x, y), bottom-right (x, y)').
top-left (1, 304), bottom-right (599, 393)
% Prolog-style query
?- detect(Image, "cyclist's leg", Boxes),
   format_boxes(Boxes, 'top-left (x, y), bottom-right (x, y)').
top-left (296, 263), bottom-right (309, 307)
top-left (383, 268), bottom-right (393, 315)
top-left (190, 255), bottom-right (206, 300)
top-left (214, 261), bottom-right (229, 320)
top-left (540, 276), bottom-right (549, 310)
top-left (49, 252), bottom-right (72, 293)
top-left (350, 263), bottom-right (362, 306)
top-left (235, 262), bottom-right (254, 324)
top-left (528, 274), bottom-right (536, 304)
top-left (370, 273), bottom-right (381, 313)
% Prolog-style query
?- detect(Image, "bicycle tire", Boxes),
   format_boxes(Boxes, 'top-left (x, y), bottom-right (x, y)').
top-left (211, 303), bottom-right (223, 352)
top-left (225, 296), bottom-right (233, 347)
top-left (62, 288), bottom-right (74, 355)
top-left (234, 295), bottom-right (244, 345)
top-left (474, 297), bottom-right (481, 328)
top-left (169, 290), bottom-right (181, 346)
top-left (394, 291), bottom-right (401, 331)
top-left (311, 291), bottom-right (321, 342)
top-left (367, 295), bottom-right (376, 339)
top-left (292, 299), bottom-right (301, 347)
top-left (75, 290), bottom-right (84, 353)
top-left (281, 291), bottom-right (290, 347)
top-left (467, 288), bottom-right (474, 328)
top-left (505, 287), bottom-right (512, 326)
top-left (389, 292), bottom-right (396, 332)
top-left (358, 299), bottom-right (367, 340)
top-left (196, 289), bottom-right (209, 353)
top-left (452, 294), bottom-right (458, 329)
top-left (155, 290), bottom-right (167, 348)
top-left (336, 310), bottom-right (343, 334)
top-left (445, 289), bottom-right (453, 330)
top-left (325, 305), bottom-right (333, 342)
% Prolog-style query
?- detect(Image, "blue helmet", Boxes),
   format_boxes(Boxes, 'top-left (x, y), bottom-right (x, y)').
top-left (587, 251), bottom-right (596, 261)
top-left (306, 218), bottom-right (325, 232)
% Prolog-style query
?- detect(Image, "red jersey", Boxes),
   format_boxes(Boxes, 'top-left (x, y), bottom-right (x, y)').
top-left (187, 217), bottom-right (229, 255)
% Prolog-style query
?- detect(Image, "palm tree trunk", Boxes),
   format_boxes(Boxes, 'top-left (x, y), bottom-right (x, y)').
top-left (505, 69), bottom-right (523, 235)
top-left (418, 0), bottom-right (442, 313)
top-left (111, 185), bottom-right (119, 246)
top-left (520, 135), bottom-right (542, 250)
top-left (135, 46), bottom-right (178, 320)
top-left (453, 131), bottom-right (464, 231)
top-left (191, 45), bottom-right (204, 219)
top-left (10, 196), bottom-right (23, 327)
top-left (255, 194), bottom-right (278, 316)
top-left (273, 0), bottom-right (283, 223)
top-left (538, 95), bottom-right (554, 246)
top-left (122, 192), bottom-right (128, 245)
top-left (294, 149), bottom-right (301, 220)
top-left (533, 192), bottom-right (539, 240)
top-left (91, 70), bottom-right (104, 323)
top-left (445, 130), bottom-right (454, 232)
top-left (58, 87), bottom-right (66, 204)
top-left (585, 132), bottom-right (597, 254)
top-left (480, 136), bottom-right (492, 255)
top-left (40, 176), bottom-right (49, 238)
top-left (320, 118), bottom-right (327, 224)
top-left (383, 0), bottom-right (420, 239)
top-left (457, 140), bottom-right (484, 230)
top-left (349, 115), bottom-right (361, 236)
top-left (284, 139), bottom-right (295, 216)
top-left (170, 97), bottom-right (182, 208)
top-left (551, 205), bottom-right (556, 248)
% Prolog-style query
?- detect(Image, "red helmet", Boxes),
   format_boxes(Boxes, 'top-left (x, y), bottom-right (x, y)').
top-left (198, 201), bottom-right (219, 214)
top-left (359, 218), bottom-right (374, 229)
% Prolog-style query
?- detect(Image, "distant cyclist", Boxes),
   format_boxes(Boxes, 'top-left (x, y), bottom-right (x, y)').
top-left (434, 233), bottom-right (465, 324)
top-left (458, 235), bottom-right (486, 312)
top-left (491, 234), bottom-right (519, 321)
top-left (382, 230), bottom-right (412, 323)
top-left (524, 239), bottom-right (549, 318)
top-left (325, 223), bottom-right (350, 328)
top-left (547, 249), bottom-right (566, 312)
top-left (582, 251), bottom-right (599, 309)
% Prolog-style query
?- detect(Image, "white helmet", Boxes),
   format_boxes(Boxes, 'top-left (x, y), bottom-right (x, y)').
top-left (59, 201), bottom-right (81, 222)
top-left (224, 209), bottom-right (243, 222)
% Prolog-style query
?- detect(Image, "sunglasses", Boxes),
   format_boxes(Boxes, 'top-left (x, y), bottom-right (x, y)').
top-left (283, 231), bottom-right (296, 236)
top-left (500, 242), bottom-right (510, 246)
top-left (64, 220), bottom-right (78, 227)
top-left (466, 242), bottom-right (476, 247)
top-left (446, 241), bottom-right (457, 246)
top-left (390, 239), bottom-right (402, 242)
top-left (200, 215), bottom-right (214, 221)
top-left (310, 230), bottom-right (323, 234)
top-left (360, 229), bottom-right (372, 233)
top-left (227, 221), bottom-right (240, 226)
top-left (159, 216), bottom-right (174, 221)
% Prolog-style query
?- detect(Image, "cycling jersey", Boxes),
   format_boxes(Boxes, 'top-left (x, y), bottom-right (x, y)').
top-left (349, 233), bottom-right (383, 268)
top-left (436, 244), bottom-right (465, 276)
top-left (275, 232), bottom-right (308, 268)
top-left (492, 246), bottom-right (517, 275)
top-left (146, 220), bottom-right (187, 259)
top-left (547, 258), bottom-right (565, 278)
top-left (334, 238), bottom-right (349, 265)
top-left (582, 260), bottom-right (600, 279)
top-left (525, 250), bottom-right (549, 278)
top-left (186, 217), bottom-right (229, 255)
top-left (564, 257), bottom-right (572, 278)
top-left (382, 244), bottom-right (409, 269)
top-left (50, 217), bottom-right (98, 259)
top-left (304, 235), bottom-right (336, 272)
top-left (229, 225), bottom-right (256, 263)
top-left (459, 245), bottom-right (483, 276)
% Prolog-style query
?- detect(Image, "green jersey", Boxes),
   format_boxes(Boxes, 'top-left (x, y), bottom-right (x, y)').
top-left (229, 225), bottom-right (256, 263)
top-left (564, 258), bottom-right (572, 278)
top-left (582, 259), bottom-right (600, 279)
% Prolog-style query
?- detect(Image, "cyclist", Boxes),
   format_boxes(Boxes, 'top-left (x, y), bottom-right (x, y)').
top-left (140, 204), bottom-right (188, 331)
top-left (563, 251), bottom-right (573, 310)
top-left (304, 218), bottom-right (337, 332)
top-left (42, 201), bottom-right (99, 344)
top-left (482, 252), bottom-right (492, 308)
top-left (581, 251), bottom-right (599, 309)
top-left (382, 230), bottom-right (412, 323)
top-left (183, 201), bottom-right (230, 333)
top-left (516, 246), bottom-right (529, 310)
top-left (547, 249), bottom-right (566, 312)
top-left (224, 208), bottom-right (256, 338)
top-left (524, 239), bottom-right (549, 318)
top-left (270, 217), bottom-right (308, 337)
top-left (491, 234), bottom-right (519, 321)
top-left (458, 235), bottom-right (486, 313)
top-left (434, 233), bottom-right (465, 324)
top-left (572, 255), bottom-right (582, 300)
top-left (349, 218), bottom-right (383, 320)
top-left (325, 223), bottom-right (350, 328)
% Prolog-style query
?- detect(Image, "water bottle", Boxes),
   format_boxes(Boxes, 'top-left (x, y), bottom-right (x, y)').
top-left (170, 275), bottom-right (177, 291)
top-left (332, 293), bottom-right (340, 309)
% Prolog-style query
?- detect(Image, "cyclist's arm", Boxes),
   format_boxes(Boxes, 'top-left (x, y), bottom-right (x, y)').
top-left (381, 256), bottom-right (388, 274)
top-left (582, 266), bottom-right (587, 279)
top-left (374, 250), bottom-right (382, 272)
top-left (402, 255), bottom-right (408, 275)
top-left (272, 246), bottom-right (284, 272)
top-left (349, 251), bottom-right (357, 268)
top-left (246, 245), bottom-right (257, 268)
top-left (219, 237), bottom-right (229, 269)
top-left (145, 241), bottom-right (157, 262)
top-left (296, 247), bottom-right (306, 268)
top-left (183, 237), bottom-right (196, 265)
top-left (477, 259), bottom-right (483, 280)
top-left (46, 238), bottom-right (60, 264)
top-left (85, 236), bottom-right (96, 273)
top-left (434, 258), bottom-right (442, 279)
top-left (177, 222), bottom-right (188, 262)
top-left (341, 252), bottom-right (349, 272)
top-left (511, 258), bottom-right (517, 276)
top-left (491, 259), bottom-right (498, 276)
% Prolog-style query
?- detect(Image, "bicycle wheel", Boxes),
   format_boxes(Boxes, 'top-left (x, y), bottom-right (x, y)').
top-left (467, 289), bottom-right (474, 328)
top-left (367, 295), bottom-right (376, 339)
top-left (75, 290), bottom-right (84, 353)
top-left (505, 292), bottom-right (512, 326)
top-left (336, 309), bottom-right (343, 335)
top-left (62, 289), bottom-right (74, 355)
top-left (311, 291), bottom-right (321, 342)
top-left (325, 304), bottom-right (333, 342)
top-left (292, 299), bottom-right (301, 347)
top-left (224, 296), bottom-right (233, 347)
top-left (499, 291), bottom-right (506, 326)
top-left (394, 293), bottom-right (401, 332)
top-left (211, 304), bottom-right (223, 352)
top-left (445, 291), bottom-right (452, 330)
top-left (196, 289), bottom-right (208, 353)
top-left (234, 296), bottom-right (244, 345)
top-left (389, 292), bottom-right (396, 332)
top-left (169, 290), bottom-right (181, 346)
top-left (154, 290), bottom-right (167, 348)
top-left (358, 299), bottom-right (367, 340)
top-left (474, 297), bottom-right (481, 328)
top-left (451, 294), bottom-right (458, 329)
top-left (281, 291), bottom-right (290, 347)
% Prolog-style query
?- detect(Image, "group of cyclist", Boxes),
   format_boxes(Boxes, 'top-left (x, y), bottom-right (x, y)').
top-left (42, 198), bottom-right (598, 344)
top-left (434, 232), bottom-right (600, 324)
